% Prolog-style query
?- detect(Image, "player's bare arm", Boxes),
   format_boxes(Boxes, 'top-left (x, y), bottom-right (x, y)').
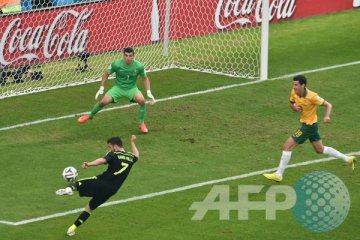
top-left (289, 101), bottom-right (302, 112)
top-left (322, 100), bottom-right (332, 123)
top-left (82, 158), bottom-right (107, 168)
top-left (130, 135), bottom-right (139, 158)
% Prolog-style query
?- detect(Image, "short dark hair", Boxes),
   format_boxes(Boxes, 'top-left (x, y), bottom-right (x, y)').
top-left (123, 47), bottom-right (134, 55)
top-left (293, 75), bottom-right (307, 85)
top-left (107, 137), bottom-right (123, 147)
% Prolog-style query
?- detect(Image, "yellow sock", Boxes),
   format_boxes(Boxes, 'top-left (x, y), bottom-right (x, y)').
top-left (69, 224), bottom-right (77, 231)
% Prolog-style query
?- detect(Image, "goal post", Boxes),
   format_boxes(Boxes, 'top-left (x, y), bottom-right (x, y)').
top-left (0, 0), bottom-right (268, 99)
top-left (261, 0), bottom-right (269, 80)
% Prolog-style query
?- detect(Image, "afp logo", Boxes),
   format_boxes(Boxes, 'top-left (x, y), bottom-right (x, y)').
top-left (189, 171), bottom-right (350, 232)
top-left (292, 171), bottom-right (350, 232)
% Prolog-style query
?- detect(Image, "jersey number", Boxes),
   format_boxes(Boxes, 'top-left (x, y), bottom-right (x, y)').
top-left (114, 162), bottom-right (129, 175)
top-left (293, 129), bottom-right (303, 138)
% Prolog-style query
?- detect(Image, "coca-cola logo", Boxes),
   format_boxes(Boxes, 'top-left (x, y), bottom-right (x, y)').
top-left (0, 8), bottom-right (92, 65)
top-left (215, 0), bottom-right (296, 29)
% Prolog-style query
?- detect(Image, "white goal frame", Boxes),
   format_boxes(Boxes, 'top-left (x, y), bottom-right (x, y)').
top-left (0, 0), bottom-right (269, 99)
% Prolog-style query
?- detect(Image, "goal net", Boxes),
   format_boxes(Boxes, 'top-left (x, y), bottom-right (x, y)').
top-left (0, 0), bottom-right (263, 99)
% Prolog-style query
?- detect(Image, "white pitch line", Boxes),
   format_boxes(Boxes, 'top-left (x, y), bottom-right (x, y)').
top-left (269, 61), bottom-right (360, 80)
top-left (0, 79), bottom-right (265, 132)
top-left (0, 60), bottom-right (359, 132)
top-left (0, 61), bottom-right (359, 225)
top-left (1, 151), bottom-right (358, 226)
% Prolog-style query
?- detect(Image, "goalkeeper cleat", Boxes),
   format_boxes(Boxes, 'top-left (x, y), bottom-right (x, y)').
top-left (348, 156), bottom-right (356, 171)
top-left (139, 123), bottom-right (148, 134)
top-left (78, 115), bottom-right (92, 124)
top-left (263, 172), bottom-right (283, 182)
top-left (56, 187), bottom-right (73, 196)
top-left (67, 225), bottom-right (76, 236)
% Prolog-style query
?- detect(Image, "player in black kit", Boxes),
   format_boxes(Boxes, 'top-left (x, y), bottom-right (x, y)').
top-left (56, 135), bottom-right (139, 236)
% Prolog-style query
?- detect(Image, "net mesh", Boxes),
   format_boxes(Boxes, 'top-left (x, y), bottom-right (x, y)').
top-left (0, 0), bottom-right (261, 99)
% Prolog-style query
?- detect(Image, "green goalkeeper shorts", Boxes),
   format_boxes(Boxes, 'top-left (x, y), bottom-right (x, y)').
top-left (291, 122), bottom-right (321, 144)
top-left (106, 85), bottom-right (141, 103)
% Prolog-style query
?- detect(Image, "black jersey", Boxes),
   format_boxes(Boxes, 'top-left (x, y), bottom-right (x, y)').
top-left (96, 150), bottom-right (138, 189)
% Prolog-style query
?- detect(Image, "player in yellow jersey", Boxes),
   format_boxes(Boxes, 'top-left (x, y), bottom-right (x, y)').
top-left (264, 75), bottom-right (356, 182)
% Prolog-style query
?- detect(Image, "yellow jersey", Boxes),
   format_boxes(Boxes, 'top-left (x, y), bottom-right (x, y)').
top-left (290, 88), bottom-right (325, 125)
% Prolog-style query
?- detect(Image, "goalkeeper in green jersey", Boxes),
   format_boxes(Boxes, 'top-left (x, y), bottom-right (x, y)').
top-left (78, 47), bottom-right (156, 133)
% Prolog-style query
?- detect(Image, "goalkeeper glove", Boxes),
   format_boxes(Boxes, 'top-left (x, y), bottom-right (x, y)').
top-left (95, 86), bottom-right (104, 100)
top-left (146, 90), bottom-right (156, 105)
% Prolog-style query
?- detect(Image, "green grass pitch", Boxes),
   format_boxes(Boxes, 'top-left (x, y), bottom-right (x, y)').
top-left (0, 10), bottom-right (359, 240)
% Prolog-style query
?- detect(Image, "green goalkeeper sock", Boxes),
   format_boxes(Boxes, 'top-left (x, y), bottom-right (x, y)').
top-left (89, 103), bottom-right (103, 118)
top-left (138, 104), bottom-right (146, 124)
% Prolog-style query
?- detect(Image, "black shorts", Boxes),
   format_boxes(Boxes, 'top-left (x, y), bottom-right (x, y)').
top-left (76, 177), bottom-right (118, 210)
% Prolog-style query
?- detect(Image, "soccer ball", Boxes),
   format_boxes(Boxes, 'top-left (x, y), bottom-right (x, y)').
top-left (62, 166), bottom-right (78, 182)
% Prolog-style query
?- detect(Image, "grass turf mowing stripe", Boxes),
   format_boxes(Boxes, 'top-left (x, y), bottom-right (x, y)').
top-left (0, 60), bottom-right (359, 132)
top-left (1, 151), bottom-right (358, 226)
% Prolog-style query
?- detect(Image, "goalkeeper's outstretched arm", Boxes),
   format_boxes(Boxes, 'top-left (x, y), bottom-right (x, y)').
top-left (101, 70), bottom-right (110, 86)
top-left (143, 76), bottom-right (156, 104)
top-left (95, 70), bottom-right (110, 100)
top-left (143, 76), bottom-right (151, 91)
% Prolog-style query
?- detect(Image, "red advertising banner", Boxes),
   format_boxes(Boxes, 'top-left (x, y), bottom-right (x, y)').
top-left (292, 0), bottom-right (356, 18)
top-left (0, 1), bottom-right (153, 66)
top-left (0, 0), bottom-right (356, 67)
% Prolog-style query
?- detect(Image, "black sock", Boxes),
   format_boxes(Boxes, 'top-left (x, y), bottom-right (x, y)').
top-left (66, 180), bottom-right (77, 191)
top-left (74, 211), bottom-right (91, 227)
